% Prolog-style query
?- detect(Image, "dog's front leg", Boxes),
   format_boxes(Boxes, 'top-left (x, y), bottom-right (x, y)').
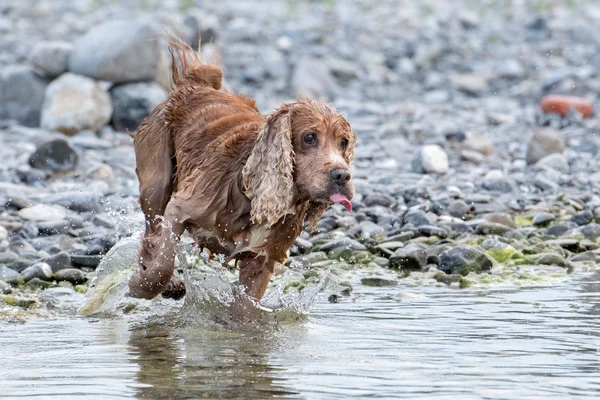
top-left (129, 201), bottom-right (186, 300)
top-left (238, 255), bottom-right (274, 301)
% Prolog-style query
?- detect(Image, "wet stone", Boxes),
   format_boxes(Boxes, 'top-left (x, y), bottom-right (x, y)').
top-left (53, 268), bottom-right (87, 285)
top-left (417, 225), bottom-right (448, 238)
top-left (0, 280), bottom-right (11, 294)
top-left (43, 251), bottom-right (71, 272)
top-left (361, 277), bottom-right (398, 287)
top-left (389, 244), bottom-right (427, 270)
top-left (20, 262), bottom-right (53, 282)
top-left (546, 223), bottom-right (576, 237)
top-left (476, 222), bottom-right (513, 236)
top-left (7, 260), bottom-right (32, 273)
top-left (403, 210), bottom-right (431, 227)
top-left (571, 210), bottom-right (593, 226)
top-left (532, 212), bottom-right (555, 226)
top-left (0, 250), bottom-right (19, 264)
top-left (363, 194), bottom-right (396, 208)
top-left (447, 200), bottom-right (472, 219)
top-left (580, 224), bottom-right (600, 241)
top-left (439, 246), bottom-right (493, 276)
top-left (0, 265), bottom-right (21, 284)
top-left (320, 237), bottom-right (366, 252)
top-left (70, 254), bottom-right (102, 268)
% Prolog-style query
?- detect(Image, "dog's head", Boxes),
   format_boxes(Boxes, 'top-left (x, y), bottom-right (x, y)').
top-left (242, 98), bottom-right (356, 227)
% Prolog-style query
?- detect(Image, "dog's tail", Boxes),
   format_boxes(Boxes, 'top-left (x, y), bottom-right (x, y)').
top-left (165, 30), bottom-right (222, 91)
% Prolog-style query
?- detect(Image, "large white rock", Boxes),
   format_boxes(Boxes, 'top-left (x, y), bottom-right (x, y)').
top-left (40, 73), bottom-right (113, 135)
top-left (18, 204), bottom-right (68, 222)
top-left (412, 145), bottom-right (449, 174)
top-left (68, 20), bottom-right (161, 83)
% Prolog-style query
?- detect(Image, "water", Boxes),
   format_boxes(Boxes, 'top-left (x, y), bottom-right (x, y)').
top-left (1, 243), bottom-right (599, 398)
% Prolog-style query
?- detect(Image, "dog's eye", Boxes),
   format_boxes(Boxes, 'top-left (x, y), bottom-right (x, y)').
top-left (341, 138), bottom-right (349, 149)
top-left (303, 134), bottom-right (317, 146)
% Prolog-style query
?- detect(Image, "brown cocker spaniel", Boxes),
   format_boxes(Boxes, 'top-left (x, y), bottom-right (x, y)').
top-left (128, 36), bottom-right (356, 303)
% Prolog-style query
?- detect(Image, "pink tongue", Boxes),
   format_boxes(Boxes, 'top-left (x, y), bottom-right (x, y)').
top-left (330, 194), bottom-right (352, 212)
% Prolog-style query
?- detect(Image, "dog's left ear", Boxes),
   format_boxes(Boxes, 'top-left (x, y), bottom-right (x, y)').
top-left (242, 105), bottom-right (295, 227)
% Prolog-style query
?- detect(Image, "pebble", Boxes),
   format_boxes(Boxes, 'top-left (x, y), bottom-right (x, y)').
top-left (535, 153), bottom-right (569, 173)
top-left (53, 268), bottom-right (87, 284)
top-left (40, 73), bottom-right (113, 135)
top-left (18, 204), bottom-right (68, 222)
top-left (571, 210), bottom-right (593, 226)
top-left (292, 58), bottom-right (338, 99)
top-left (526, 129), bottom-right (565, 165)
top-left (439, 246), bottom-right (493, 275)
top-left (43, 251), bottom-right (71, 272)
top-left (0, 265), bottom-right (21, 284)
top-left (389, 244), bottom-right (427, 270)
top-left (0, 280), bottom-right (11, 294)
top-left (361, 277), bottom-right (398, 287)
top-left (28, 138), bottom-right (79, 172)
top-left (110, 82), bottom-right (166, 132)
top-left (411, 145), bottom-right (449, 174)
top-left (451, 74), bottom-right (488, 96)
top-left (320, 237), bottom-right (366, 252)
top-left (20, 262), bottom-right (53, 282)
top-left (532, 212), bottom-right (555, 226)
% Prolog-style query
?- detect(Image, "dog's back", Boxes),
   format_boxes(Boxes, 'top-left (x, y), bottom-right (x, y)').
top-left (133, 34), bottom-right (262, 230)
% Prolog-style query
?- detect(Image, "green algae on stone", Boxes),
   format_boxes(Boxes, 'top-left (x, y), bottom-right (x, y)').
top-left (0, 294), bottom-right (38, 308)
top-left (459, 277), bottom-right (472, 289)
top-left (515, 215), bottom-right (534, 227)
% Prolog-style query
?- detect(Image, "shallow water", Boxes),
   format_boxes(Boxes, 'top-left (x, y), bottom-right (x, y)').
top-left (2, 267), bottom-right (599, 399)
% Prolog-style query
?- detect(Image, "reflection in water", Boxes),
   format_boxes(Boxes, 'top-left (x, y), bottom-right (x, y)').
top-left (127, 319), bottom-right (300, 399)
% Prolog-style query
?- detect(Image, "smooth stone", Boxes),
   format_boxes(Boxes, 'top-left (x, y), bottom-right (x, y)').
top-left (7, 260), bottom-right (31, 273)
top-left (532, 212), bottom-right (555, 226)
top-left (526, 129), bottom-right (565, 165)
top-left (18, 204), bottom-right (68, 222)
top-left (41, 73), bottom-right (112, 135)
top-left (485, 213), bottom-right (516, 228)
top-left (417, 225), bottom-right (448, 238)
top-left (25, 277), bottom-right (56, 289)
top-left (319, 237), bottom-right (367, 252)
top-left (447, 200), bottom-right (472, 219)
top-left (535, 153), bottom-right (569, 173)
top-left (570, 252), bottom-right (596, 262)
top-left (361, 277), bottom-right (398, 287)
top-left (68, 20), bottom-right (161, 83)
top-left (292, 58), bottom-right (338, 100)
top-left (403, 209), bottom-right (432, 227)
top-left (0, 65), bottom-right (48, 127)
top-left (363, 194), bottom-right (396, 208)
top-left (0, 250), bottom-right (19, 264)
top-left (439, 246), bottom-right (493, 276)
top-left (375, 241), bottom-right (404, 251)
top-left (412, 145), bottom-right (449, 174)
top-left (110, 82), bottom-right (166, 131)
top-left (293, 237), bottom-right (313, 254)
top-left (450, 74), bottom-right (488, 96)
top-left (476, 222), bottom-right (513, 235)
top-left (531, 253), bottom-right (567, 267)
top-left (30, 41), bottom-right (72, 78)
top-left (39, 191), bottom-right (101, 213)
top-left (0, 280), bottom-right (11, 294)
top-left (357, 221), bottom-right (385, 240)
top-left (70, 254), bottom-right (102, 268)
top-left (28, 138), bottom-right (79, 172)
top-left (43, 251), bottom-right (71, 272)
top-left (580, 224), bottom-right (600, 240)
top-left (53, 268), bottom-right (87, 284)
top-left (20, 262), bottom-right (53, 282)
top-left (389, 244), bottom-right (427, 270)
top-left (571, 210), bottom-right (593, 226)
top-left (0, 265), bottom-right (21, 284)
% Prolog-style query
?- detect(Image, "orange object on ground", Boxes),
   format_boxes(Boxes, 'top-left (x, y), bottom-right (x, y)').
top-left (540, 95), bottom-right (594, 118)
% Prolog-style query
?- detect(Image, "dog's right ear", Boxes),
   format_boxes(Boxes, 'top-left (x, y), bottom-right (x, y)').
top-left (242, 105), bottom-right (295, 227)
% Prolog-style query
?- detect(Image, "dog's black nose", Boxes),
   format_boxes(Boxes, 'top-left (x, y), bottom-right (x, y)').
top-left (330, 168), bottom-right (351, 185)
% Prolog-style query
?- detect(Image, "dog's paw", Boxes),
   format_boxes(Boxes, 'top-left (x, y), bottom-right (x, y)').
top-left (161, 278), bottom-right (186, 300)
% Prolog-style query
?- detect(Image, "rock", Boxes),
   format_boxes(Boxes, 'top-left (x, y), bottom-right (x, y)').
top-left (485, 213), bottom-right (516, 228)
top-left (40, 73), bottom-right (113, 135)
top-left (18, 204), bottom-right (67, 222)
top-left (403, 210), bottom-right (432, 227)
top-left (458, 10), bottom-right (479, 29)
top-left (293, 237), bottom-right (313, 254)
top-left (358, 221), bottom-right (385, 240)
top-left (0, 250), bottom-right (18, 264)
top-left (497, 59), bottom-right (525, 79)
top-left (53, 268), bottom-right (87, 284)
top-left (292, 58), bottom-right (338, 99)
top-left (439, 246), bottom-right (493, 275)
top-left (30, 41), bottom-right (72, 78)
top-left (40, 191), bottom-right (102, 213)
top-left (571, 210), bottom-right (593, 226)
top-left (460, 149), bottom-right (484, 164)
top-left (110, 82), bottom-right (166, 132)
top-left (531, 253), bottom-right (567, 267)
top-left (0, 265), bottom-right (21, 284)
top-left (463, 132), bottom-right (494, 155)
top-left (476, 222), bottom-right (513, 235)
top-left (482, 178), bottom-right (514, 192)
top-left (389, 244), bottom-right (427, 270)
top-left (184, 10), bottom-right (219, 49)
top-left (526, 129), bottom-right (565, 165)
top-left (28, 138), bottom-right (79, 172)
top-left (0, 226), bottom-right (7, 242)
top-left (0, 65), bottom-right (48, 127)
top-left (43, 251), bottom-right (71, 272)
top-left (571, 252), bottom-right (596, 263)
top-left (363, 194), bottom-right (396, 208)
top-left (68, 20), bottom-right (161, 83)
top-left (20, 262), bottom-right (53, 281)
top-left (0, 280), bottom-right (11, 294)
top-left (411, 145), bottom-right (449, 174)
top-left (532, 212), bottom-right (555, 226)
top-left (70, 254), bottom-right (102, 268)
top-left (481, 239), bottom-right (517, 263)
top-left (451, 74), bottom-right (488, 96)
top-left (418, 225), bottom-right (448, 237)
top-left (535, 153), bottom-right (569, 173)
top-left (320, 237), bottom-right (366, 252)
top-left (37, 220), bottom-right (72, 235)
top-left (534, 174), bottom-right (559, 191)
top-left (447, 200), bottom-right (472, 219)
top-left (361, 277), bottom-right (397, 287)
top-left (580, 224), bottom-right (600, 240)
top-left (540, 95), bottom-right (593, 118)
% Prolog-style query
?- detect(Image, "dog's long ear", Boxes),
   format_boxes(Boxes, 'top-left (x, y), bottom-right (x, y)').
top-left (242, 105), bottom-right (295, 227)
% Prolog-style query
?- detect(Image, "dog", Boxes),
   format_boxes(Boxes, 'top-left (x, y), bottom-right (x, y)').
top-left (128, 35), bottom-right (356, 303)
